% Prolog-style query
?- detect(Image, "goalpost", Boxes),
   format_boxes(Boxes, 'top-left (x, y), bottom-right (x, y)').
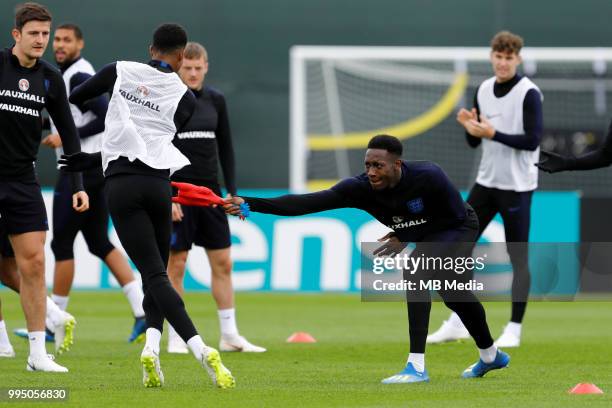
top-left (290, 46), bottom-right (612, 193)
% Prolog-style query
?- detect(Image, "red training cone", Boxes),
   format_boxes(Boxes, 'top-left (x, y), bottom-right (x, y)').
top-left (286, 332), bottom-right (316, 343)
top-left (569, 383), bottom-right (604, 394)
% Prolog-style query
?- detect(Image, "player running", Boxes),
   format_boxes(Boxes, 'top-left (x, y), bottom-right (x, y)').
top-left (40, 22), bottom-right (146, 343)
top-left (428, 31), bottom-right (543, 348)
top-left (59, 23), bottom-right (235, 389)
top-left (166, 42), bottom-right (265, 353)
top-left (223, 135), bottom-right (510, 383)
top-left (0, 2), bottom-right (87, 372)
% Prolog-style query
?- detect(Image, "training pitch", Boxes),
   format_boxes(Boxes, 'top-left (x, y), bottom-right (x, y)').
top-left (0, 291), bottom-right (610, 407)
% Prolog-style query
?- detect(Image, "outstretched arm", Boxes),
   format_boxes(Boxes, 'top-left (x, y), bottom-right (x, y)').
top-left (69, 62), bottom-right (117, 106)
top-left (225, 189), bottom-right (349, 217)
top-left (537, 121), bottom-right (612, 173)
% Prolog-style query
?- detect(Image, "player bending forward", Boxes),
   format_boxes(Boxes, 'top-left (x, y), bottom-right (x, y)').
top-left (224, 135), bottom-right (510, 383)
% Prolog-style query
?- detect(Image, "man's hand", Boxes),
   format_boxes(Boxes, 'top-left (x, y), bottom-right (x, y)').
top-left (223, 193), bottom-right (233, 211)
top-left (373, 231), bottom-right (407, 257)
top-left (223, 196), bottom-right (245, 217)
top-left (456, 108), bottom-right (477, 127)
top-left (72, 191), bottom-right (89, 212)
top-left (41, 133), bottom-right (62, 148)
top-left (535, 150), bottom-right (570, 173)
top-left (172, 203), bottom-right (184, 222)
top-left (58, 152), bottom-right (102, 172)
top-left (464, 114), bottom-right (496, 139)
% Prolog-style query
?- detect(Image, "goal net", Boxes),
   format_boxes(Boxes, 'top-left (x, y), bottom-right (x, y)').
top-left (290, 46), bottom-right (612, 194)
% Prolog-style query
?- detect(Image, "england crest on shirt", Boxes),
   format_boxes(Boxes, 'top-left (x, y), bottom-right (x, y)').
top-left (18, 78), bottom-right (29, 91)
top-left (406, 198), bottom-right (424, 214)
top-left (136, 85), bottom-right (150, 98)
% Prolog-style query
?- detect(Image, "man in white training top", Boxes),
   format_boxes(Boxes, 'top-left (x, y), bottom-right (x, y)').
top-left (429, 30), bottom-right (543, 348)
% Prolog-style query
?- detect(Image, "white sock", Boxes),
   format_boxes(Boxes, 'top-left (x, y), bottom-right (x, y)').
top-left (407, 353), bottom-right (425, 372)
top-left (28, 331), bottom-right (47, 357)
top-left (479, 344), bottom-right (497, 363)
top-left (0, 320), bottom-right (12, 348)
top-left (46, 296), bottom-right (65, 329)
top-left (122, 280), bottom-right (145, 318)
top-left (167, 324), bottom-right (183, 342)
top-left (448, 312), bottom-right (465, 329)
top-left (218, 308), bottom-right (238, 337)
top-left (51, 294), bottom-right (69, 311)
top-left (504, 322), bottom-right (522, 338)
top-left (187, 335), bottom-right (206, 360)
top-left (144, 328), bottom-right (161, 355)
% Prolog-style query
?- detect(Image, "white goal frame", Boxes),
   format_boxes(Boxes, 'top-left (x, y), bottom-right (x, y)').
top-left (290, 46), bottom-right (612, 192)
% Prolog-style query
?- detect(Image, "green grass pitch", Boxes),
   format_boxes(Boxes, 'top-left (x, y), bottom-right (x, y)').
top-left (0, 290), bottom-right (611, 407)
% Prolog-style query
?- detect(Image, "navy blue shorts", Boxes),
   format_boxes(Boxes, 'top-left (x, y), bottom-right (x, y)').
top-left (170, 183), bottom-right (231, 251)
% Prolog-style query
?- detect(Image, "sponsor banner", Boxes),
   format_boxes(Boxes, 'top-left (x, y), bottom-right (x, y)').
top-left (31, 190), bottom-right (579, 291)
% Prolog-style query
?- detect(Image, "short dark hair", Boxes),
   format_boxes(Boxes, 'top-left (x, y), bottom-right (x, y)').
top-left (15, 2), bottom-right (51, 31)
top-left (152, 23), bottom-right (187, 54)
top-left (57, 23), bottom-right (83, 40)
top-left (367, 134), bottom-right (403, 157)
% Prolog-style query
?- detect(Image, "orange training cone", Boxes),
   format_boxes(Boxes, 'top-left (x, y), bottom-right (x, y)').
top-left (569, 383), bottom-right (604, 394)
top-left (286, 332), bottom-right (316, 343)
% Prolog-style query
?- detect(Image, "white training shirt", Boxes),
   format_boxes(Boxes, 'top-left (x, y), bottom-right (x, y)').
top-left (102, 60), bottom-right (190, 175)
top-left (475, 76), bottom-right (542, 192)
top-left (51, 57), bottom-right (102, 162)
